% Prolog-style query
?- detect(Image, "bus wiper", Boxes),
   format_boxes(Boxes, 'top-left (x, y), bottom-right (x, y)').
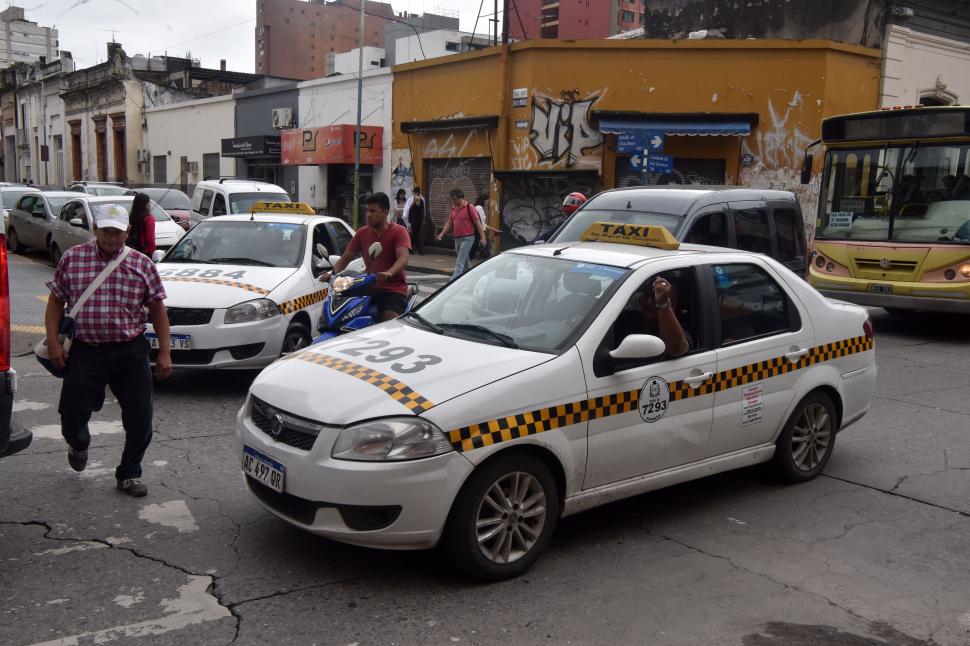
top-left (401, 311), bottom-right (443, 334)
top-left (438, 323), bottom-right (519, 348)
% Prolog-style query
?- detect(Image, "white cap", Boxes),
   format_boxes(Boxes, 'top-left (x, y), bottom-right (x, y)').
top-left (94, 204), bottom-right (130, 230)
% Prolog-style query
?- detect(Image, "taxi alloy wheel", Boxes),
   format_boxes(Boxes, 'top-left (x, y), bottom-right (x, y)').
top-left (280, 321), bottom-right (311, 356)
top-left (773, 391), bottom-right (837, 483)
top-left (443, 454), bottom-right (560, 581)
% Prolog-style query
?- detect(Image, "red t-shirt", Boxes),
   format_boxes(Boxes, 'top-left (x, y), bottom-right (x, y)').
top-left (346, 223), bottom-right (411, 295)
top-left (449, 202), bottom-right (478, 238)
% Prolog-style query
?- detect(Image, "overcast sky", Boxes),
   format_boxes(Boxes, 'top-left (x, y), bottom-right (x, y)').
top-left (23, 0), bottom-right (498, 73)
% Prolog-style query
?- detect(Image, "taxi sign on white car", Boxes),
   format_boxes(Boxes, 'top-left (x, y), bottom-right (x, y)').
top-left (236, 223), bottom-right (877, 580)
top-left (147, 202), bottom-right (355, 369)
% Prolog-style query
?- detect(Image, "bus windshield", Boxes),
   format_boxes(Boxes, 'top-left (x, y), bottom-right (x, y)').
top-left (817, 143), bottom-right (970, 244)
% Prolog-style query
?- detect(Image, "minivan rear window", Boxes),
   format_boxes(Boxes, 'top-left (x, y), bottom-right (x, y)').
top-left (552, 209), bottom-right (685, 242)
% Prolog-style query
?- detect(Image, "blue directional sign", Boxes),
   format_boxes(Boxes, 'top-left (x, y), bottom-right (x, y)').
top-left (628, 151), bottom-right (645, 171)
top-left (647, 131), bottom-right (665, 152)
top-left (647, 153), bottom-right (674, 174)
top-left (617, 132), bottom-right (645, 154)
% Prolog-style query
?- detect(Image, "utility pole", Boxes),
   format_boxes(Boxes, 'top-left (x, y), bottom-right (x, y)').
top-left (502, 0), bottom-right (510, 44)
top-left (493, 0), bottom-right (498, 45)
top-left (352, 0), bottom-right (365, 228)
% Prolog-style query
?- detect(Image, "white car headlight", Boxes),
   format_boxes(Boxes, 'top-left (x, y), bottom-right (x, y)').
top-left (224, 298), bottom-right (281, 324)
top-left (332, 417), bottom-right (453, 461)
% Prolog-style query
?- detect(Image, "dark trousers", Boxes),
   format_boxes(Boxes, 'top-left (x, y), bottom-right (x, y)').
top-left (410, 217), bottom-right (423, 253)
top-left (58, 336), bottom-right (153, 481)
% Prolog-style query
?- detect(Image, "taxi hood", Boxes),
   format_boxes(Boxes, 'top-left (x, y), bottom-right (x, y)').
top-left (157, 264), bottom-right (296, 309)
top-left (250, 320), bottom-right (555, 423)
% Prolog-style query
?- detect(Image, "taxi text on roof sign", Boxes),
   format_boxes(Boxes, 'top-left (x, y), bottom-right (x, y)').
top-left (251, 201), bottom-right (316, 215)
top-left (580, 221), bottom-right (680, 250)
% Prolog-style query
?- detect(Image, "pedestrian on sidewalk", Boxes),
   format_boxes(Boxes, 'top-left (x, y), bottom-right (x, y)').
top-left (126, 192), bottom-right (156, 257)
top-left (471, 192), bottom-right (501, 261)
top-left (437, 189), bottom-right (486, 280)
top-left (402, 186), bottom-right (425, 254)
top-left (44, 203), bottom-right (173, 498)
top-left (391, 189), bottom-right (407, 225)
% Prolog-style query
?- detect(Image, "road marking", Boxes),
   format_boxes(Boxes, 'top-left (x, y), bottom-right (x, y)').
top-left (113, 591), bottom-right (145, 608)
top-left (34, 542), bottom-right (108, 557)
top-left (32, 420), bottom-right (123, 440)
top-left (138, 500), bottom-right (199, 533)
top-left (12, 324), bottom-right (46, 334)
top-left (26, 575), bottom-right (229, 646)
top-left (13, 400), bottom-right (50, 412)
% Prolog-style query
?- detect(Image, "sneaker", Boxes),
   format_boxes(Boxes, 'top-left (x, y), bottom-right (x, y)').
top-left (67, 447), bottom-right (88, 472)
top-left (116, 478), bottom-right (148, 497)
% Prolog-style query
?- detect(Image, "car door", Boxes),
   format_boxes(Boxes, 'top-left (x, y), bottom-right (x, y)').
top-left (682, 205), bottom-right (730, 247)
top-left (11, 196), bottom-right (38, 247)
top-left (705, 258), bottom-right (815, 457)
top-left (191, 189), bottom-right (213, 226)
top-left (52, 201), bottom-right (77, 252)
top-left (579, 258), bottom-right (718, 489)
top-left (727, 201), bottom-right (774, 258)
top-left (65, 202), bottom-right (92, 249)
top-left (769, 204), bottom-right (807, 275)
top-left (30, 196), bottom-right (53, 249)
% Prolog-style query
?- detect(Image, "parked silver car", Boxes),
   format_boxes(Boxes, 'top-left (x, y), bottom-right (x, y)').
top-left (50, 195), bottom-right (185, 264)
top-left (1, 185), bottom-right (41, 233)
top-left (5, 191), bottom-right (76, 257)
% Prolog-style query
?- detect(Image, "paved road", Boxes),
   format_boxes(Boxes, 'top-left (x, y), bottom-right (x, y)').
top-left (2, 249), bottom-right (969, 646)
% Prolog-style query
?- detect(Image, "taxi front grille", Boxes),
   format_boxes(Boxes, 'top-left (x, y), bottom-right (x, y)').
top-left (250, 397), bottom-right (321, 451)
top-left (167, 308), bottom-right (214, 326)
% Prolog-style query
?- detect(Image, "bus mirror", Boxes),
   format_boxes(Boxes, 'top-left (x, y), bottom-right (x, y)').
top-left (800, 154), bottom-right (814, 185)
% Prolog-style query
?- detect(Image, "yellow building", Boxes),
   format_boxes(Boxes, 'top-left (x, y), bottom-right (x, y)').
top-left (392, 39), bottom-right (881, 249)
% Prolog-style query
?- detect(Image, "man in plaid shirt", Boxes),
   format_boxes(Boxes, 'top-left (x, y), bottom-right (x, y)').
top-left (44, 204), bottom-right (173, 497)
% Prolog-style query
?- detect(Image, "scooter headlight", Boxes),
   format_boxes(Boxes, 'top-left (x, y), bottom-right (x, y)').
top-left (333, 276), bottom-right (355, 293)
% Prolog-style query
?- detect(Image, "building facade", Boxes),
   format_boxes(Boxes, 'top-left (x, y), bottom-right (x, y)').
top-left (0, 6), bottom-right (57, 67)
top-left (508, 0), bottom-right (630, 40)
top-left (144, 95), bottom-right (236, 192)
top-left (395, 30), bottom-right (492, 65)
top-left (256, 0), bottom-right (395, 81)
top-left (392, 39), bottom-right (881, 250)
top-left (384, 12), bottom-right (459, 67)
top-left (284, 68), bottom-right (392, 219)
top-left (228, 82), bottom-right (299, 196)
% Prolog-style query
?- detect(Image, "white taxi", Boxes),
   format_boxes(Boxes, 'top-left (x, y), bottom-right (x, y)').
top-left (235, 223), bottom-right (877, 580)
top-left (148, 202), bottom-right (355, 369)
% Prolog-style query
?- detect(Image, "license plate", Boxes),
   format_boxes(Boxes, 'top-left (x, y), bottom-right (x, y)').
top-left (242, 446), bottom-right (285, 493)
top-left (868, 284), bottom-right (893, 295)
top-left (146, 333), bottom-right (191, 350)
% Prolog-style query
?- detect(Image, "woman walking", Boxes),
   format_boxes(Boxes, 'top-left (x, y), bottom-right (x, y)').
top-left (472, 192), bottom-right (501, 260)
top-left (403, 186), bottom-right (426, 254)
top-left (126, 192), bottom-right (156, 257)
top-left (391, 189), bottom-right (407, 225)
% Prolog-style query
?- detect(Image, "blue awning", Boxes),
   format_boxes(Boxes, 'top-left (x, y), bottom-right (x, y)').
top-left (598, 117), bottom-right (752, 137)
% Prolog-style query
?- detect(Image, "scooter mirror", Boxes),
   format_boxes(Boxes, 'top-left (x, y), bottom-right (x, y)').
top-left (316, 243), bottom-right (329, 257)
top-left (328, 254), bottom-right (342, 267)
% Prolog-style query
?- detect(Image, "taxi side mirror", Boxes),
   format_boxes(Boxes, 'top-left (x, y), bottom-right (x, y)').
top-left (69, 217), bottom-right (84, 227)
top-left (151, 250), bottom-right (165, 263)
top-left (609, 334), bottom-right (666, 360)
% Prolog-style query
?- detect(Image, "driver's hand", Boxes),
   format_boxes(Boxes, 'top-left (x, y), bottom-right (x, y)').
top-left (652, 277), bottom-right (672, 302)
top-left (319, 271), bottom-right (332, 282)
top-left (376, 271), bottom-right (392, 283)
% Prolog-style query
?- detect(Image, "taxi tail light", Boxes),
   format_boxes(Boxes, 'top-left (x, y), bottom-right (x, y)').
top-left (0, 237), bottom-right (9, 372)
top-left (863, 318), bottom-right (873, 340)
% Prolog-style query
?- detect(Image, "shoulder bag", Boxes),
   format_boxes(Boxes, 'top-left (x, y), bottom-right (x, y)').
top-left (34, 247), bottom-right (131, 378)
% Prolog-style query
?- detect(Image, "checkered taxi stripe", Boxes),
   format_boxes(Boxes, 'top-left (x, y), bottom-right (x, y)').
top-left (668, 335), bottom-right (874, 401)
top-left (161, 276), bottom-right (270, 296)
top-left (446, 334), bottom-right (873, 453)
top-left (287, 351), bottom-right (434, 414)
top-left (279, 288), bottom-right (328, 315)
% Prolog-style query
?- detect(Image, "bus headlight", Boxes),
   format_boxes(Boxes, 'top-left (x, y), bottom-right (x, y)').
top-left (961, 264), bottom-right (970, 278)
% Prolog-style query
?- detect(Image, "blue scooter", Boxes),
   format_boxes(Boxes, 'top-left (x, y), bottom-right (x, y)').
top-left (312, 243), bottom-right (419, 344)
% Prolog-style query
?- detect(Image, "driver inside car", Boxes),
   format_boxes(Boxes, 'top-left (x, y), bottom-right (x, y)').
top-left (638, 274), bottom-right (692, 358)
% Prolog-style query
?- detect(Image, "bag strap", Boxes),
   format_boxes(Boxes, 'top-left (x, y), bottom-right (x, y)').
top-left (68, 246), bottom-right (131, 319)
top-left (466, 203), bottom-right (478, 229)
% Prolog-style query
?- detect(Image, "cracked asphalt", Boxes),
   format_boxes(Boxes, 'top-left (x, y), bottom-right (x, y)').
top-left (2, 251), bottom-right (970, 645)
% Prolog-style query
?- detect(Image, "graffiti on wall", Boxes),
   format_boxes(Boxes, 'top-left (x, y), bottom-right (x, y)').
top-left (390, 149), bottom-right (414, 194)
top-left (422, 129), bottom-right (488, 159)
top-left (426, 157), bottom-right (492, 232)
top-left (498, 172), bottom-right (599, 248)
top-left (512, 88), bottom-right (605, 171)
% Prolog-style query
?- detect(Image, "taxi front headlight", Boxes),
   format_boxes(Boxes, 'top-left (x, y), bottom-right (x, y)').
top-left (332, 417), bottom-right (453, 461)
top-left (224, 298), bottom-right (281, 324)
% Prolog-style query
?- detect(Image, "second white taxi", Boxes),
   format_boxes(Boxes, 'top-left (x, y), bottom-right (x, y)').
top-left (148, 202), bottom-right (355, 368)
top-left (236, 223), bottom-right (877, 580)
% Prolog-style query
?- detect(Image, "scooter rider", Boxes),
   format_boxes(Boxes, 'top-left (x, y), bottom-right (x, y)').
top-left (321, 192), bottom-right (411, 321)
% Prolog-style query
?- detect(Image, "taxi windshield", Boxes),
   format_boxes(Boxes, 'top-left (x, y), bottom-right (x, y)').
top-left (165, 220), bottom-right (306, 268)
top-left (552, 209), bottom-right (685, 242)
top-left (411, 253), bottom-right (628, 353)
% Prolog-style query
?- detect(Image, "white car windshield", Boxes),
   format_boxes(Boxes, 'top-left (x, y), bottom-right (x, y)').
top-left (411, 253), bottom-right (628, 352)
top-left (165, 220), bottom-right (306, 268)
top-left (229, 192), bottom-right (290, 214)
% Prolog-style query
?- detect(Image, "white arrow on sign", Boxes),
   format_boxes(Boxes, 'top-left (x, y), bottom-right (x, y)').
top-left (650, 135), bottom-right (663, 149)
top-left (630, 153), bottom-right (642, 167)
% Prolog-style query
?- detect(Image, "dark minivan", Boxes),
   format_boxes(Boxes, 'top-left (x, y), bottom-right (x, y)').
top-left (548, 187), bottom-right (808, 275)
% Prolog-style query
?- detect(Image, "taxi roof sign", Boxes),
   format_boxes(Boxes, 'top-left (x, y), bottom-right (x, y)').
top-left (580, 222), bottom-right (680, 250)
top-left (251, 201), bottom-right (316, 215)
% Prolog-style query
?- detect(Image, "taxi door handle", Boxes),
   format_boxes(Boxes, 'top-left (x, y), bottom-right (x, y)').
top-left (786, 348), bottom-right (809, 361)
top-left (684, 372), bottom-right (713, 387)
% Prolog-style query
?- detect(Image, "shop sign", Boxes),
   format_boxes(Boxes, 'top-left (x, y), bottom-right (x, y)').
top-left (281, 125), bottom-right (383, 165)
top-left (221, 136), bottom-right (282, 158)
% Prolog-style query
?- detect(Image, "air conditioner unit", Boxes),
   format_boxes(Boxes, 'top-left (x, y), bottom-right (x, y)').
top-left (186, 161), bottom-right (199, 173)
top-left (137, 149), bottom-right (150, 162)
top-left (272, 107), bottom-right (293, 129)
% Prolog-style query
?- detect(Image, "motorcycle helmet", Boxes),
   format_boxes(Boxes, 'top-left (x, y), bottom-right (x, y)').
top-left (561, 192), bottom-right (587, 216)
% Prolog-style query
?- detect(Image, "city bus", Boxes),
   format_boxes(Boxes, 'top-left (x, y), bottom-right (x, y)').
top-left (805, 105), bottom-right (970, 314)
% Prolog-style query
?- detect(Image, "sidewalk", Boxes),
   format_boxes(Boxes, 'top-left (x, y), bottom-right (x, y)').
top-left (406, 248), bottom-right (456, 276)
